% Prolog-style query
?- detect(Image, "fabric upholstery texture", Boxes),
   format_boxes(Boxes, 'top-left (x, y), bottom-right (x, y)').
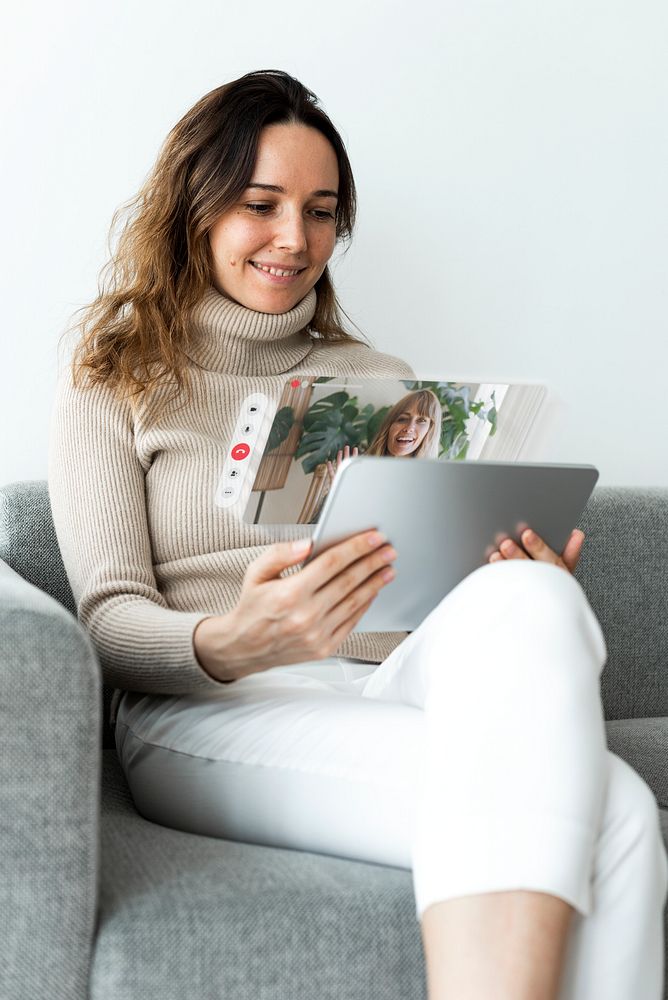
top-left (92, 753), bottom-right (667, 1000)
top-left (576, 487), bottom-right (668, 720)
top-left (0, 559), bottom-right (100, 1000)
top-left (0, 480), bottom-right (114, 747)
top-left (605, 718), bottom-right (668, 809)
top-left (93, 751), bottom-right (426, 1000)
top-left (0, 479), bottom-right (76, 614)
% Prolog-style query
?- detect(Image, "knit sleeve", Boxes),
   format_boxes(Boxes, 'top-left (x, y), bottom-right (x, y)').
top-left (47, 370), bottom-right (225, 694)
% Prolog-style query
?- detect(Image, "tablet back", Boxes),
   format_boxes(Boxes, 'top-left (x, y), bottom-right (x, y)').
top-left (308, 457), bottom-right (599, 632)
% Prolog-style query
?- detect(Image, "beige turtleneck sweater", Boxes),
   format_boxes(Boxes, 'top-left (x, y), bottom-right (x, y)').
top-left (48, 285), bottom-right (416, 695)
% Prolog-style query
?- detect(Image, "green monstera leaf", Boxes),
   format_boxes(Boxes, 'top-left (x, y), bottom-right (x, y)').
top-left (302, 392), bottom-right (350, 431)
top-left (366, 405), bottom-right (390, 444)
top-left (266, 406), bottom-right (295, 453)
top-left (295, 393), bottom-right (375, 474)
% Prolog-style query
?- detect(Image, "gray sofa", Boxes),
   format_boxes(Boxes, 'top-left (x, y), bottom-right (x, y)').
top-left (1, 479), bottom-right (666, 1000)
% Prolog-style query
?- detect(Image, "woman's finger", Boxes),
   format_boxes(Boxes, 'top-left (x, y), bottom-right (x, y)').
top-left (499, 537), bottom-right (530, 561)
top-left (490, 529), bottom-right (584, 575)
top-left (298, 529), bottom-right (391, 594)
top-left (520, 529), bottom-right (563, 566)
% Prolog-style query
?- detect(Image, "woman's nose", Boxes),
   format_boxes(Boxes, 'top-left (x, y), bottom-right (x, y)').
top-left (273, 210), bottom-right (308, 254)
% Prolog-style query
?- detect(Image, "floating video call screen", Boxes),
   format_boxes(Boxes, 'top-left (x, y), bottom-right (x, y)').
top-left (225, 377), bottom-right (545, 527)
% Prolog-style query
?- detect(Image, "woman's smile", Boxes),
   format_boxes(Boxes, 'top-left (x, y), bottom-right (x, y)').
top-left (248, 260), bottom-right (308, 282)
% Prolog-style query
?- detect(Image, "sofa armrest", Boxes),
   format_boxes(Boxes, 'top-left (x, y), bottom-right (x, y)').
top-left (0, 558), bottom-right (100, 1000)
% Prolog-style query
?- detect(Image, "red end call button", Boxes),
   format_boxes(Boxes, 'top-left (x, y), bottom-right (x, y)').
top-left (230, 443), bottom-right (251, 461)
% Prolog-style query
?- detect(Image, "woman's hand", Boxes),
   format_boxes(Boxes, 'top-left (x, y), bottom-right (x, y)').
top-left (488, 528), bottom-right (585, 575)
top-left (326, 444), bottom-right (359, 486)
top-left (193, 530), bottom-right (396, 683)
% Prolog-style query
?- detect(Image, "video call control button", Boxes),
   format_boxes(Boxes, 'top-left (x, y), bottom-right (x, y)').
top-left (230, 443), bottom-right (251, 461)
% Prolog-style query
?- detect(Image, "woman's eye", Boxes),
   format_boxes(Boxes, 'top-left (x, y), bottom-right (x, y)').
top-left (244, 203), bottom-right (334, 221)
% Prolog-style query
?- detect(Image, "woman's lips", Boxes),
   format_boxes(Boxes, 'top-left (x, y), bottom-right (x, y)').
top-left (249, 260), bottom-right (306, 284)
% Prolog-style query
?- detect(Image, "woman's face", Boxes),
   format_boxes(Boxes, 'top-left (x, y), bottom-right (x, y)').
top-left (387, 406), bottom-right (432, 456)
top-left (208, 123), bottom-right (339, 313)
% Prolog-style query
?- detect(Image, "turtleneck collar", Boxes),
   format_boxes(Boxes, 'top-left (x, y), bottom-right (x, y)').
top-left (184, 284), bottom-right (318, 376)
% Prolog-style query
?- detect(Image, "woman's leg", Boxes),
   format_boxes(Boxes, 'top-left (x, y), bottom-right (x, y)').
top-left (360, 559), bottom-right (668, 998)
top-left (115, 661), bottom-right (426, 871)
top-left (556, 753), bottom-right (668, 999)
top-left (116, 560), bottom-right (667, 999)
top-left (421, 889), bottom-right (574, 1000)
top-left (417, 753), bottom-right (668, 1000)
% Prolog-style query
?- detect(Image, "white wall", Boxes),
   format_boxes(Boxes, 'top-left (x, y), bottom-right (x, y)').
top-left (2, 0), bottom-right (667, 486)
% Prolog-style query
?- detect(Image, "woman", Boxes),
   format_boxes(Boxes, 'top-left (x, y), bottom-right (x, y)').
top-left (323, 387), bottom-right (442, 489)
top-left (366, 388), bottom-right (442, 459)
top-left (49, 70), bottom-right (667, 999)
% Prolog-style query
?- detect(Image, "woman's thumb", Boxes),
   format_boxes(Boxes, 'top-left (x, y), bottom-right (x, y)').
top-left (246, 538), bottom-right (313, 584)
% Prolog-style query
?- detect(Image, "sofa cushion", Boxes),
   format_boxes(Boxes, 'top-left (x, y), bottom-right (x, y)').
top-left (604, 718), bottom-right (668, 809)
top-left (95, 733), bottom-right (668, 1000)
top-left (92, 751), bottom-right (427, 1000)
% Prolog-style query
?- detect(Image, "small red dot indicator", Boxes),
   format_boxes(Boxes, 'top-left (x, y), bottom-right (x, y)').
top-left (290, 378), bottom-right (301, 387)
top-left (231, 443), bottom-right (250, 461)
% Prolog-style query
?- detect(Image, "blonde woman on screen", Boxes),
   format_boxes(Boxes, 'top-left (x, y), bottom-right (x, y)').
top-left (325, 388), bottom-right (442, 486)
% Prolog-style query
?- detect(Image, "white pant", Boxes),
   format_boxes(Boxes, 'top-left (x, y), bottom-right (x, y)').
top-left (116, 561), bottom-right (668, 999)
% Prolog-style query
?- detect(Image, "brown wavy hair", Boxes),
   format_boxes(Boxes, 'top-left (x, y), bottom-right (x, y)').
top-left (365, 390), bottom-right (443, 458)
top-left (61, 69), bottom-right (365, 423)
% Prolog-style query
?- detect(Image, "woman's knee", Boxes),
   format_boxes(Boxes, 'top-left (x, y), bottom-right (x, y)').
top-left (462, 558), bottom-right (588, 612)
top-left (428, 560), bottom-right (606, 668)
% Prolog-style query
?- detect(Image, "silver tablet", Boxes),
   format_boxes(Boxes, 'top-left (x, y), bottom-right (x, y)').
top-left (305, 456), bottom-right (599, 632)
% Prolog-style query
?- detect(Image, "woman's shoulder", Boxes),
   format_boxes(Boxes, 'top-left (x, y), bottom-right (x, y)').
top-left (53, 364), bottom-right (110, 407)
top-left (52, 364), bottom-right (141, 437)
top-left (308, 338), bottom-right (416, 380)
